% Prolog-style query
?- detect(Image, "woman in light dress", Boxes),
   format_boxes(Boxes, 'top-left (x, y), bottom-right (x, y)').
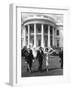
top-left (32, 48), bottom-right (37, 61)
top-left (45, 48), bottom-right (54, 72)
top-left (45, 48), bottom-right (49, 72)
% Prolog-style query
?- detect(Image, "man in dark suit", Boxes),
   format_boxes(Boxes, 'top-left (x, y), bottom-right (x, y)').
top-left (36, 47), bottom-right (44, 72)
top-left (59, 48), bottom-right (63, 69)
top-left (21, 46), bottom-right (27, 57)
top-left (22, 46), bottom-right (34, 72)
top-left (27, 48), bottom-right (34, 72)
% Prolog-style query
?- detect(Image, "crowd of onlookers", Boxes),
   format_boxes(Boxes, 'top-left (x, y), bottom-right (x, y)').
top-left (21, 46), bottom-right (63, 72)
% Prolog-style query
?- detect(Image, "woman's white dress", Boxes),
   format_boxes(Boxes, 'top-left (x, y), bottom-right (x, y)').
top-left (45, 52), bottom-right (49, 67)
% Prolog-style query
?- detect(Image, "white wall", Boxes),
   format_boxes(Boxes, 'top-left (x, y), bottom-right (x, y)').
top-left (0, 0), bottom-right (72, 89)
top-left (56, 26), bottom-right (63, 47)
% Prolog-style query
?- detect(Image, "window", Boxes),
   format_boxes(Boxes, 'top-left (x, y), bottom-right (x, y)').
top-left (50, 26), bottom-right (53, 47)
top-left (25, 25), bottom-right (28, 46)
top-left (57, 30), bottom-right (59, 35)
top-left (29, 24), bottom-right (34, 46)
top-left (30, 35), bottom-right (34, 46)
top-left (30, 24), bottom-right (34, 33)
top-left (50, 35), bottom-right (53, 47)
top-left (57, 40), bottom-right (59, 47)
top-left (44, 24), bottom-right (48, 34)
top-left (44, 35), bottom-right (48, 47)
top-left (37, 35), bottom-right (41, 47)
top-left (50, 26), bottom-right (53, 35)
top-left (38, 40), bottom-right (41, 46)
top-left (25, 25), bottom-right (28, 35)
top-left (26, 36), bottom-right (28, 46)
top-left (36, 24), bottom-right (41, 33)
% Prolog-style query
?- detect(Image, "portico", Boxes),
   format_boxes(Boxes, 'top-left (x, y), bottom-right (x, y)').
top-left (21, 15), bottom-right (56, 49)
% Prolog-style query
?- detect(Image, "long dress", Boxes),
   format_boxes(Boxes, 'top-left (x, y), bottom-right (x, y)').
top-left (45, 52), bottom-right (49, 72)
top-left (32, 49), bottom-right (37, 58)
top-left (45, 52), bottom-right (48, 66)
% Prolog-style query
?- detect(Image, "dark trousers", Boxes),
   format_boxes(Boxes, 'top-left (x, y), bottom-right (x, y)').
top-left (26, 59), bottom-right (32, 72)
top-left (61, 58), bottom-right (63, 69)
top-left (39, 60), bottom-right (43, 71)
top-left (29, 60), bottom-right (32, 70)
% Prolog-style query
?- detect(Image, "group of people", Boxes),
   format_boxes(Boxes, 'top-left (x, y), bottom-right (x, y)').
top-left (22, 46), bottom-right (50, 72)
top-left (22, 46), bottom-right (63, 73)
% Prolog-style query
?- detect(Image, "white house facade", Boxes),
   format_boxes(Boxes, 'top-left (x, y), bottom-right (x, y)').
top-left (21, 14), bottom-right (63, 49)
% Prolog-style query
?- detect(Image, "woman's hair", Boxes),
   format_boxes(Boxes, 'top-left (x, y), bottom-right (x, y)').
top-left (45, 48), bottom-right (48, 52)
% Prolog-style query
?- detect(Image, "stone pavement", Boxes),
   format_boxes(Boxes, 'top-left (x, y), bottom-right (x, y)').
top-left (22, 68), bottom-right (63, 77)
top-left (21, 56), bottom-right (62, 77)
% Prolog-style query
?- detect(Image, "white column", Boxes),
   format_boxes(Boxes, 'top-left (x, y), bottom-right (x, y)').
top-left (48, 25), bottom-right (50, 48)
top-left (54, 27), bottom-right (56, 47)
top-left (34, 24), bottom-right (36, 48)
top-left (28, 24), bottom-right (30, 48)
top-left (41, 24), bottom-right (44, 48)
top-left (21, 26), bottom-right (26, 48)
top-left (53, 27), bottom-right (54, 46)
top-left (21, 29), bottom-right (23, 48)
top-left (23, 25), bottom-right (26, 46)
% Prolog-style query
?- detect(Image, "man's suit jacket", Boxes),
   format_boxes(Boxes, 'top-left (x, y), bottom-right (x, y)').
top-left (36, 50), bottom-right (44, 62)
